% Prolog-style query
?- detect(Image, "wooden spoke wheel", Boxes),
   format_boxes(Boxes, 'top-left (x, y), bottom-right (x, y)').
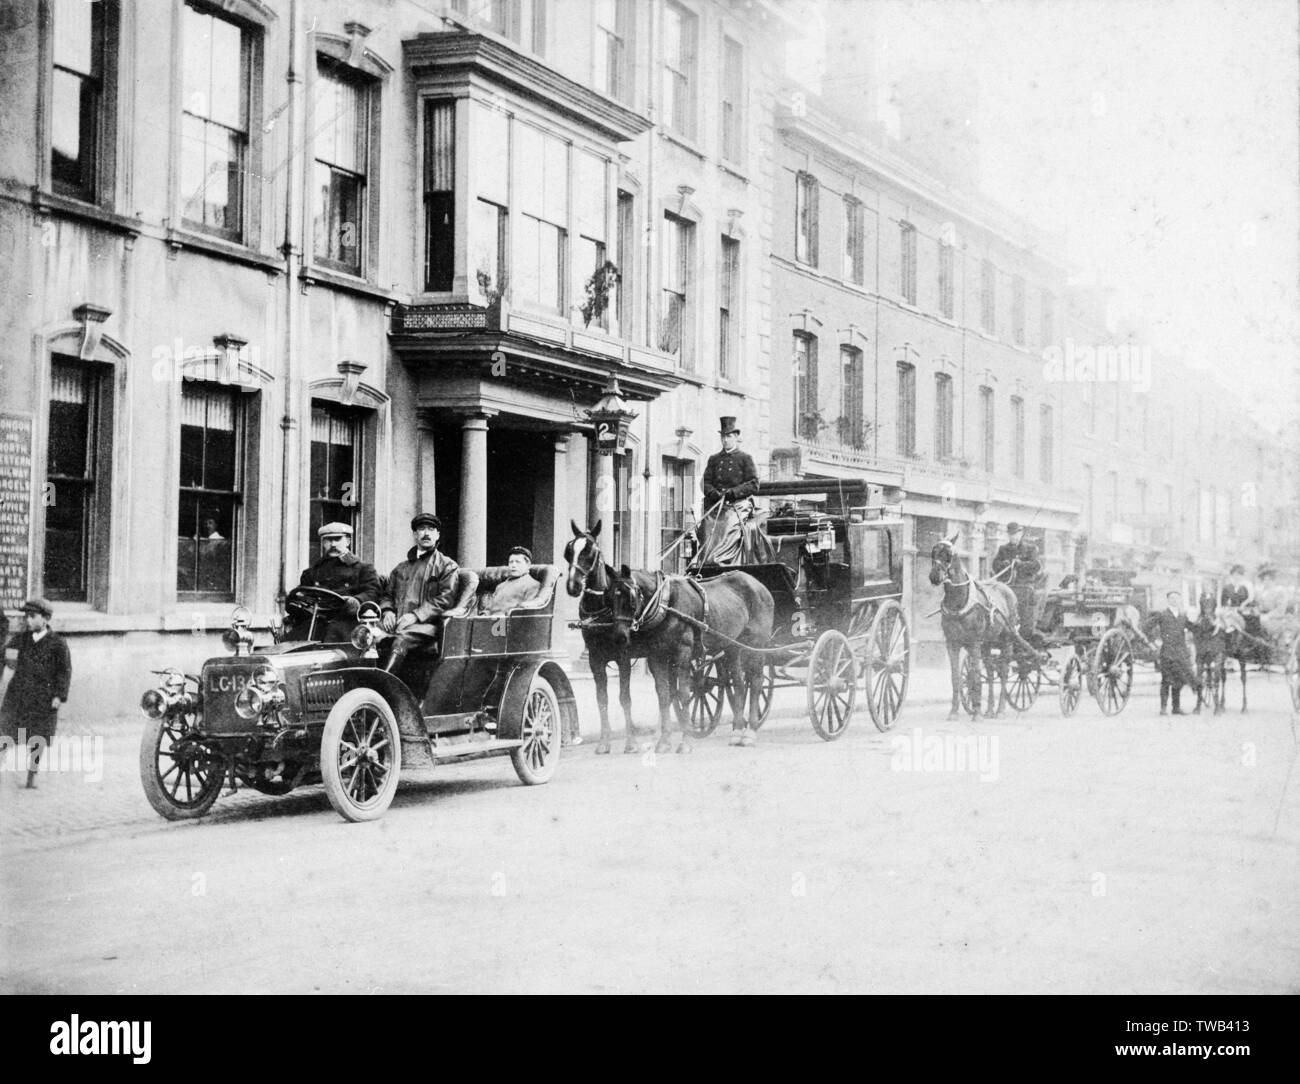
top-left (957, 646), bottom-right (991, 718)
top-left (139, 711), bottom-right (224, 820)
top-left (1092, 628), bottom-right (1134, 716)
top-left (511, 673), bottom-right (562, 785)
top-left (683, 653), bottom-right (727, 737)
top-left (321, 688), bottom-right (402, 822)
top-left (862, 600), bottom-right (910, 733)
top-left (1007, 657), bottom-right (1041, 713)
top-left (1059, 653), bottom-right (1084, 716)
top-left (807, 630), bottom-right (857, 741)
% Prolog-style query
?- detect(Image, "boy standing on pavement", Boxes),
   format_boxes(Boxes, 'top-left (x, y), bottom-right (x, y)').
top-left (1, 600), bottom-right (72, 788)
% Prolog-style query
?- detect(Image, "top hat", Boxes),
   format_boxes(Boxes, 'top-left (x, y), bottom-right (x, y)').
top-left (411, 512), bottom-right (442, 531)
top-left (718, 416), bottom-right (740, 435)
top-left (317, 521), bottom-right (354, 539)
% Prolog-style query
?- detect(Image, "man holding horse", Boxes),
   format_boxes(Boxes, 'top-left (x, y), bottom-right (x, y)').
top-left (1144, 591), bottom-right (1202, 715)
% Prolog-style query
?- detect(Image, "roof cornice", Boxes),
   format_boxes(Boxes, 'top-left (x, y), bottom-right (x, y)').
top-left (404, 32), bottom-right (652, 143)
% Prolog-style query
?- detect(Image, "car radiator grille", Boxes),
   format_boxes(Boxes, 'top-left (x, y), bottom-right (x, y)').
top-left (304, 675), bottom-right (346, 713)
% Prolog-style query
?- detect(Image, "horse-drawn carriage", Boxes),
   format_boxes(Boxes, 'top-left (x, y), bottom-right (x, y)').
top-left (138, 566), bottom-right (574, 822)
top-left (1013, 567), bottom-right (1154, 716)
top-left (682, 478), bottom-right (911, 741)
top-left (565, 478), bottom-right (910, 751)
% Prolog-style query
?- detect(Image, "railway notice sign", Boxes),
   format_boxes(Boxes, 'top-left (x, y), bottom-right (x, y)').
top-left (0, 412), bottom-right (34, 611)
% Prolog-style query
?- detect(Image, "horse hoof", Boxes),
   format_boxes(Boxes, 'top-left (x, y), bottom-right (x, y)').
top-left (623, 742), bottom-right (638, 754)
top-left (595, 742), bottom-right (611, 755)
top-left (655, 739), bottom-right (672, 755)
top-left (739, 730), bottom-right (757, 747)
top-left (728, 731), bottom-right (744, 746)
top-left (946, 711), bottom-right (960, 722)
top-left (676, 741), bottom-right (692, 754)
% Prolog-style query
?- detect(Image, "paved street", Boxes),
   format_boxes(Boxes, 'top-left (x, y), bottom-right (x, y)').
top-left (2, 663), bottom-right (1298, 994)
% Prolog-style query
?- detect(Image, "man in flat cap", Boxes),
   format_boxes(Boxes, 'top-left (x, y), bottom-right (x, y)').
top-left (1, 600), bottom-right (72, 789)
top-left (993, 522), bottom-right (1043, 642)
top-left (379, 513), bottom-right (461, 676)
top-left (286, 522), bottom-right (381, 642)
top-left (696, 416), bottom-right (760, 565)
top-left (480, 546), bottom-right (542, 614)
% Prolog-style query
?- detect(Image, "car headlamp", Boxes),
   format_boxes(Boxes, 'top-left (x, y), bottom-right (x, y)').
top-left (140, 688), bottom-right (169, 719)
top-left (234, 679), bottom-right (285, 720)
top-left (350, 624), bottom-right (378, 652)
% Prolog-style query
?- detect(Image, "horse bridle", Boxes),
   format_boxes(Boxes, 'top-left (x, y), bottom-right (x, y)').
top-left (569, 536), bottom-right (614, 622)
top-left (932, 542), bottom-right (971, 589)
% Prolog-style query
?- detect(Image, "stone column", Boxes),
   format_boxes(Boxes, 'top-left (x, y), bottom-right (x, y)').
top-left (551, 433), bottom-right (570, 562)
top-left (458, 413), bottom-right (491, 568)
top-left (416, 409), bottom-right (438, 515)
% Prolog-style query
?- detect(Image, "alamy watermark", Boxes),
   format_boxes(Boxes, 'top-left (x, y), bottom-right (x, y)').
top-left (1042, 338), bottom-right (1152, 394)
top-left (0, 729), bottom-right (104, 782)
top-left (890, 728), bottom-right (999, 783)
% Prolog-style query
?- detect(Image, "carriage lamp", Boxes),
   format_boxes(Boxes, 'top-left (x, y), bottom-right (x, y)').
top-left (681, 535), bottom-right (697, 560)
top-left (222, 607), bottom-right (255, 656)
top-left (140, 668), bottom-right (199, 718)
top-left (585, 375), bottom-right (638, 456)
top-left (350, 603), bottom-right (382, 657)
top-left (815, 527), bottom-right (835, 551)
top-left (234, 667), bottom-right (285, 720)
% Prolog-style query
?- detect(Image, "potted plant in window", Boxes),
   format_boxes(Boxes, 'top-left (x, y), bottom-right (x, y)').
top-left (798, 409), bottom-right (830, 443)
top-left (475, 268), bottom-right (508, 329)
top-left (579, 260), bottom-right (621, 329)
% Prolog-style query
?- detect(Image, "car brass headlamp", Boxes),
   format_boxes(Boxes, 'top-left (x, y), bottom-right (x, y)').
top-left (140, 688), bottom-right (169, 719)
top-left (141, 669), bottom-right (198, 718)
top-left (234, 677), bottom-right (285, 720)
top-left (350, 624), bottom-right (378, 652)
top-left (222, 607), bottom-right (255, 655)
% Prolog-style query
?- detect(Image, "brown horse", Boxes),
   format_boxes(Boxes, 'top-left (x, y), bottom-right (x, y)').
top-left (563, 520), bottom-right (652, 754)
top-left (929, 534), bottom-right (1041, 720)
top-left (609, 568), bottom-right (774, 752)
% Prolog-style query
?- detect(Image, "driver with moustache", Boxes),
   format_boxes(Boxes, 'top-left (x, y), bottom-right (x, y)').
top-left (379, 513), bottom-right (461, 676)
top-left (286, 522), bottom-right (380, 641)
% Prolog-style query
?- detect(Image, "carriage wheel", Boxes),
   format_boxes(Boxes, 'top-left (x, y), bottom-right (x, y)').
top-left (1286, 633), bottom-right (1300, 713)
top-left (1092, 628), bottom-right (1134, 716)
top-left (1059, 654), bottom-right (1084, 716)
top-left (807, 630), bottom-right (857, 741)
top-left (684, 654), bottom-right (727, 737)
top-left (957, 646), bottom-right (989, 717)
top-left (1007, 656), bottom-right (1041, 713)
top-left (862, 600), bottom-right (909, 733)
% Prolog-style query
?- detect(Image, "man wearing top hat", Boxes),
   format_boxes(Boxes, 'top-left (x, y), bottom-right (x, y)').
top-left (993, 522), bottom-right (1042, 641)
top-left (701, 416), bottom-right (759, 509)
top-left (695, 417), bottom-right (760, 566)
top-left (1, 599), bottom-right (72, 789)
top-left (286, 522), bottom-right (381, 642)
top-left (379, 513), bottom-right (461, 676)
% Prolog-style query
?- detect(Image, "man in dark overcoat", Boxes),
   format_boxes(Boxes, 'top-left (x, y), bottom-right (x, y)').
top-left (287, 522), bottom-right (381, 641)
top-left (1, 599), bottom-right (72, 788)
top-left (992, 522), bottom-right (1043, 640)
top-left (379, 513), bottom-right (461, 677)
top-left (696, 417), bottom-right (760, 565)
top-left (1143, 591), bottom-right (1202, 714)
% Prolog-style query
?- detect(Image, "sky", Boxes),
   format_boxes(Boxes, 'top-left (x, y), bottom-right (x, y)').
top-left (788, 0), bottom-right (1300, 432)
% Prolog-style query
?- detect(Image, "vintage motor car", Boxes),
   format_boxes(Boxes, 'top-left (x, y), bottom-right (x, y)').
top-left (138, 565), bottom-right (576, 822)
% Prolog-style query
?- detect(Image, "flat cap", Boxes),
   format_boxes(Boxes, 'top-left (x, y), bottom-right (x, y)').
top-left (411, 512), bottom-right (442, 531)
top-left (317, 521), bottom-right (354, 538)
top-left (21, 598), bottom-right (54, 617)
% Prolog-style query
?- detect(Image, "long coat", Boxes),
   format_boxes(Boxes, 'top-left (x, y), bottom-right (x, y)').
top-left (701, 449), bottom-right (759, 505)
top-left (1, 630), bottom-right (73, 741)
top-left (382, 547), bottom-right (460, 621)
top-left (299, 551), bottom-right (381, 602)
top-left (1143, 608), bottom-right (1199, 687)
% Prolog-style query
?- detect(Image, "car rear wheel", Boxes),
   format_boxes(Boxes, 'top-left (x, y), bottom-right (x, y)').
top-left (321, 689), bottom-right (402, 822)
top-left (511, 674), bottom-right (561, 785)
top-left (139, 713), bottom-right (224, 820)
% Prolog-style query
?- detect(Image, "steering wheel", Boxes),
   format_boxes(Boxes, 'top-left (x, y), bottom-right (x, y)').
top-left (285, 586), bottom-right (349, 615)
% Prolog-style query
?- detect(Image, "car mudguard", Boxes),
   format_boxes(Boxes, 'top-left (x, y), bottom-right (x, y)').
top-left (495, 659), bottom-right (577, 742)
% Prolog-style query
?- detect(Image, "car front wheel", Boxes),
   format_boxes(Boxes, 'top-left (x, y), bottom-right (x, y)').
top-left (321, 688), bottom-right (402, 822)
